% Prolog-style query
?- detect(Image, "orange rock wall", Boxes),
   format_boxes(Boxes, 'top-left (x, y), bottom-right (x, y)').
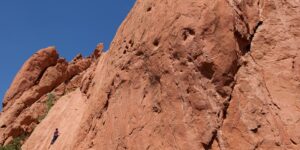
top-left (0, 0), bottom-right (299, 150)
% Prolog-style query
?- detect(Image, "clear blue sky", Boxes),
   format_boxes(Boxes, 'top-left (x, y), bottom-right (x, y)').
top-left (0, 0), bottom-right (135, 110)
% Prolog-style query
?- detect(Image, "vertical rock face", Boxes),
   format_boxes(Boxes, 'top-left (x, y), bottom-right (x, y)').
top-left (0, 0), bottom-right (299, 150)
top-left (221, 0), bottom-right (300, 149)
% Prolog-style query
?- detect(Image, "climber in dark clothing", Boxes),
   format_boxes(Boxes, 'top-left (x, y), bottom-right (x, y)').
top-left (50, 128), bottom-right (59, 145)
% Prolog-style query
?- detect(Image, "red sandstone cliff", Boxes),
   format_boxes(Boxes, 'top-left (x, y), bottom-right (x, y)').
top-left (1, 0), bottom-right (300, 149)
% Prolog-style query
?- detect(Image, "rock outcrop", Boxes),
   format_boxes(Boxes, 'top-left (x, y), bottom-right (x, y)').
top-left (1, 0), bottom-right (300, 149)
top-left (0, 45), bottom-right (103, 145)
top-left (2, 47), bottom-right (59, 109)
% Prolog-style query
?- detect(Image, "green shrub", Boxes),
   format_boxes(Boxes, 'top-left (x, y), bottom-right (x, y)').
top-left (37, 114), bottom-right (46, 123)
top-left (37, 93), bottom-right (56, 123)
top-left (46, 93), bottom-right (55, 112)
top-left (0, 134), bottom-right (28, 150)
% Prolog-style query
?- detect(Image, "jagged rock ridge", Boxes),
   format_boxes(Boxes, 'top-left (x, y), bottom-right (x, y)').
top-left (0, 44), bottom-right (103, 146)
top-left (1, 0), bottom-right (300, 150)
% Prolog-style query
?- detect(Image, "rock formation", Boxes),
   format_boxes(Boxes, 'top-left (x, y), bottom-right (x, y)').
top-left (1, 0), bottom-right (300, 149)
top-left (0, 45), bottom-right (103, 146)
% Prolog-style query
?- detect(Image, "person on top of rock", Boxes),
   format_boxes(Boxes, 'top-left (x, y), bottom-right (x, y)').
top-left (50, 128), bottom-right (60, 145)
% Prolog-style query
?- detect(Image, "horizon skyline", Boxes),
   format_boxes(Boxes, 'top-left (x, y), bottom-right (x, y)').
top-left (0, 1), bottom-right (135, 110)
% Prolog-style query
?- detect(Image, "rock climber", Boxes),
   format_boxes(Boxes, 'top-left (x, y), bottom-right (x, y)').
top-left (50, 128), bottom-right (59, 145)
